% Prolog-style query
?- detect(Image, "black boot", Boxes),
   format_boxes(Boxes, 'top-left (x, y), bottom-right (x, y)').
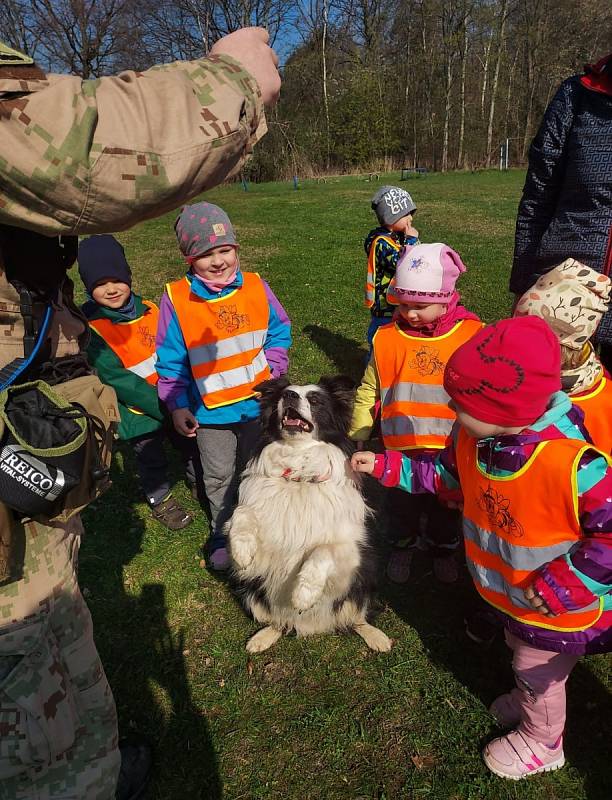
top-left (115, 738), bottom-right (153, 800)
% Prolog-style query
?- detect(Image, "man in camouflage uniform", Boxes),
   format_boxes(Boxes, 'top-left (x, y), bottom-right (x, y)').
top-left (0, 30), bottom-right (279, 800)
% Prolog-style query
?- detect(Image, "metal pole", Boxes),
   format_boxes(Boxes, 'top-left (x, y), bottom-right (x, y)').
top-left (505, 138), bottom-right (509, 170)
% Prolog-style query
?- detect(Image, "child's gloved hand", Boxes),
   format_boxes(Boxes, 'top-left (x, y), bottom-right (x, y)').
top-left (172, 407), bottom-right (198, 437)
top-left (351, 451), bottom-right (376, 474)
top-left (524, 584), bottom-right (555, 617)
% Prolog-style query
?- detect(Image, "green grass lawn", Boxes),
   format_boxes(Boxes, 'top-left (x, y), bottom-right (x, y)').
top-left (78, 170), bottom-right (612, 800)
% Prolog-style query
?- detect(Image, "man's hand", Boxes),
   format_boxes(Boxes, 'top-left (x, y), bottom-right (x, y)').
top-left (351, 451), bottom-right (376, 474)
top-left (524, 584), bottom-right (555, 617)
top-left (172, 408), bottom-right (198, 437)
top-left (210, 27), bottom-right (281, 106)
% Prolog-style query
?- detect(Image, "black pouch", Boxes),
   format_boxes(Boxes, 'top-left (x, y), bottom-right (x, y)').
top-left (0, 381), bottom-right (87, 517)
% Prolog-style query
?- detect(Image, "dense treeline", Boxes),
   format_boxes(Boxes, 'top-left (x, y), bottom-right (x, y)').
top-left (2, 0), bottom-right (611, 179)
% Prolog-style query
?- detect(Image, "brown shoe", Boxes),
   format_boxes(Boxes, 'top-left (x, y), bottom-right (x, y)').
top-left (150, 496), bottom-right (192, 530)
top-left (433, 554), bottom-right (459, 584)
top-left (386, 547), bottom-right (413, 584)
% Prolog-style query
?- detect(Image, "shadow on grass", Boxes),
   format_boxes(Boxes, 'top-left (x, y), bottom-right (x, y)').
top-left (303, 324), bottom-right (367, 382)
top-left (367, 480), bottom-right (612, 799)
top-left (80, 442), bottom-right (222, 800)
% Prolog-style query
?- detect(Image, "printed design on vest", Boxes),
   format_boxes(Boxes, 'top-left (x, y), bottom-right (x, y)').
top-left (409, 345), bottom-right (445, 376)
top-left (478, 483), bottom-right (524, 539)
top-left (216, 304), bottom-right (249, 334)
top-left (137, 325), bottom-right (156, 349)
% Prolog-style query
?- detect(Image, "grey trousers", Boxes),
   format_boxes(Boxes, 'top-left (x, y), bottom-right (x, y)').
top-left (195, 420), bottom-right (260, 550)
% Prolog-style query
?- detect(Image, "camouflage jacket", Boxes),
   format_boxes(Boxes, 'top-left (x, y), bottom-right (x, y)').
top-left (0, 42), bottom-right (266, 235)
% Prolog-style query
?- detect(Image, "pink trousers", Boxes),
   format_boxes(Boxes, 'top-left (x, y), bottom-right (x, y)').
top-left (505, 630), bottom-right (580, 746)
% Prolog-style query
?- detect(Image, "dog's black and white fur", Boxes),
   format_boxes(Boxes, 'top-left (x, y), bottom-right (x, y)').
top-left (226, 375), bottom-right (392, 654)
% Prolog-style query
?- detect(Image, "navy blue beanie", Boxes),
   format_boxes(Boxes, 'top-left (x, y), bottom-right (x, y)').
top-left (78, 235), bottom-right (132, 295)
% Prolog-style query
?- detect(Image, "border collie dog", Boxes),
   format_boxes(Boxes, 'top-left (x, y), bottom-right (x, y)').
top-left (226, 375), bottom-right (392, 654)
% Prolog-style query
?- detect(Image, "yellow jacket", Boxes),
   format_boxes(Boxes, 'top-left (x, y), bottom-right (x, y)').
top-left (349, 357), bottom-right (380, 441)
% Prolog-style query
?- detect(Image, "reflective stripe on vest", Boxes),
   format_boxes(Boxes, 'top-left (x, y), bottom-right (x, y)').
top-left (166, 273), bottom-right (271, 409)
top-left (88, 300), bottom-right (159, 386)
top-left (374, 319), bottom-right (482, 450)
top-left (572, 376), bottom-right (612, 454)
top-left (365, 235), bottom-right (401, 309)
top-left (457, 428), bottom-right (606, 631)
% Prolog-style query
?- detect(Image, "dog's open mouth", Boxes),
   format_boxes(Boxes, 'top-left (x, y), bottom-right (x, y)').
top-left (281, 407), bottom-right (313, 434)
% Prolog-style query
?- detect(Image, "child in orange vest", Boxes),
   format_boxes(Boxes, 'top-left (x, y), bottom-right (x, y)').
top-left (364, 186), bottom-right (419, 346)
top-left (515, 258), bottom-right (612, 452)
top-left (79, 235), bottom-right (194, 530)
top-left (156, 202), bottom-right (291, 570)
top-left (351, 243), bottom-right (481, 583)
top-left (352, 317), bottom-right (612, 780)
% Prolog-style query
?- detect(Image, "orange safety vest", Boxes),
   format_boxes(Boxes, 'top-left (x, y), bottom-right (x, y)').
top-left (365, 234), bottom-right (401, 309)
top-left (572, 376), bottom-right (612, 454)
top-left (89, 300), bottom-right (159, 386)
top-left (374, 319), bottom-right (482, 450)
top-left (166, 272), bottom-right (271, 409)
top-left (456, 427), bottom-right (606, 632)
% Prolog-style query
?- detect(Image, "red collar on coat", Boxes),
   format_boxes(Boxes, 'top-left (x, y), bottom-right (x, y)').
top-left (580, 53), bottom-right (612, 96)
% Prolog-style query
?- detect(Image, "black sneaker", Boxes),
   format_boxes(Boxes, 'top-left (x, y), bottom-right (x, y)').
top-left (464, 608), bottom-right (502, 645)
top-left (115, 738), bottom-right (152, 800)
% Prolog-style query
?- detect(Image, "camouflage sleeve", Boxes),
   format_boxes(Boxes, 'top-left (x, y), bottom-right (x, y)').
top-left (0, 54), bottom-right (265, 235)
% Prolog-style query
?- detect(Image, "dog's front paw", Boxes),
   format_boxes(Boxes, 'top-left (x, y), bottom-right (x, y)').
top-left (291, 581), bottom-right (322, 612)
top-left (246, 626), bottom-right (282, 653)
top-left (229, 535), bottom-right (257, 569)
top-left (355, 622), bottom-right (393, 652)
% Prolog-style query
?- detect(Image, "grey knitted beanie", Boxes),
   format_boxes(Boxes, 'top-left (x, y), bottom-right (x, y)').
top-left (371, 186), bottom-right (416, 225)
top-left (175, 202), bottom-right (238, 260)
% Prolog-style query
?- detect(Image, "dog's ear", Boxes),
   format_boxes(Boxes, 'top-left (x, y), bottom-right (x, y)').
top-left (318, 375), bottom-right (356, 434)
top-left (254, 375), bottom-right (290, 403)
top-left (318, 375), bottom-right (356, 405)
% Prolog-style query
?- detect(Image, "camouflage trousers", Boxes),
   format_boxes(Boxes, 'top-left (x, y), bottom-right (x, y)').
top-left (0, 515), bottom-right (120, 799)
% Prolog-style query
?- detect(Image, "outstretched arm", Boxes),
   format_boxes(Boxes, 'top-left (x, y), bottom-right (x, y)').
top-left (0, 28), bottom-right (279, 236)
top-left (351, 445), bottom-right (462, 500)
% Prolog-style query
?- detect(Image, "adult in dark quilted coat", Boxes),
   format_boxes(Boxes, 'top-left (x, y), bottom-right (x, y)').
top-left (510, 53), bottom-right (612, 360)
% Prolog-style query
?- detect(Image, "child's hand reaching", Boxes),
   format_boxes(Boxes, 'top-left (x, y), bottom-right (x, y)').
top-left (524, 584), bottom-right (555, 617)
top-left (172, 407), bottom-right (198, 437)
top-left (351, 451), bottom-right (376, 474)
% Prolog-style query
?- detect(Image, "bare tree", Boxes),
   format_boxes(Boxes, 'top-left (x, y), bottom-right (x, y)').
top-left (485, 0), bottom-right (509, 166)
top-left (29, 0), bottom-right (137, 78)
top-left (457, 6), bottom-right (470, 168)
top-left (0, 0), bottom-right (40, 57)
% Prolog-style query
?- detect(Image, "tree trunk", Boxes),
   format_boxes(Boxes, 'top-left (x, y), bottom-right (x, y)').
top-left (321, 0), bottom-right (331, 170)
top-left (441, 54), bottom-right (453, 172)
top-left (457, 13), bottom-right (469, 169)
top-left (480, 34), bottom-right (492, 119)
top-left (486, 0), bottom-right (508, 167)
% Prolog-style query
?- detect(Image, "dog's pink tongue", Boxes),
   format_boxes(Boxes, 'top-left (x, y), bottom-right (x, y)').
top-left (284, 418), bottom-right (302, 426)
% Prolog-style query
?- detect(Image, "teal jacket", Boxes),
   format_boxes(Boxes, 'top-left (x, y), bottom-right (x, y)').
top-left (82, 294), bottom-right (164, 440)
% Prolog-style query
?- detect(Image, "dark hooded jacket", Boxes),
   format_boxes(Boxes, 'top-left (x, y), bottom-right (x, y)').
top-left (511, 54), bottom-right (612, 341)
